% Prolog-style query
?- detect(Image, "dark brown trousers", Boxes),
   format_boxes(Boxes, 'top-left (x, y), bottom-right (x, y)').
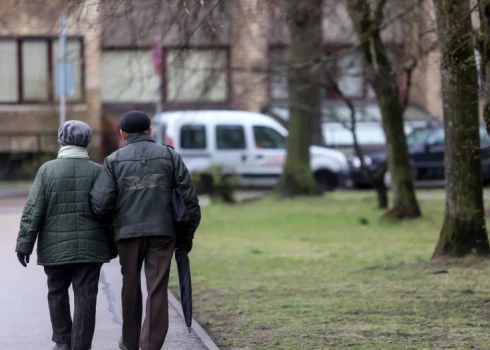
top-left (117, 236), bottom-right (175, 350)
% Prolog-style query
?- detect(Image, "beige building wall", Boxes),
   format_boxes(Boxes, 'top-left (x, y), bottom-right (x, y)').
top-left (230, 0), bottom-right (270, 112)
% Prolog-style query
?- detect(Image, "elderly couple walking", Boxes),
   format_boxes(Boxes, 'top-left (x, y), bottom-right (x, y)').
top-left (15, 111), bottom-right (201, 350)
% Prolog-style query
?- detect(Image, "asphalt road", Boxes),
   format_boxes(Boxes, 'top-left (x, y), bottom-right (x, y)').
top-left (0, 199), bottom-right (209, 350)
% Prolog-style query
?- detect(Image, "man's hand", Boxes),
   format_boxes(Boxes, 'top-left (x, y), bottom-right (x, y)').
top-left (17, 252), bottom-right (30, 267)
top-left (176, 237), bottom-right (193, 253)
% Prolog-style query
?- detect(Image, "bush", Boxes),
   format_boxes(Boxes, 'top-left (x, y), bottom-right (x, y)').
top-left (192, 165), bottom-right (240, 204)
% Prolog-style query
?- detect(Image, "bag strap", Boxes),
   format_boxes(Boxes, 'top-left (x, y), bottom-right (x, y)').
top-left (165, 145), bottom-right (177, 189)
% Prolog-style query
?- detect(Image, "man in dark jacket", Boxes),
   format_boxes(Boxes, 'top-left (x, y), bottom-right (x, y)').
top-left (90, 110), bottom-right (201, 350)
top-left (15, 120), bottom-right (114, 350)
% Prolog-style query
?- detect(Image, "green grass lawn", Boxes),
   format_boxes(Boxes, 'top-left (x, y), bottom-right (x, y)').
top-left (170, 191), bottom-right (490, 350)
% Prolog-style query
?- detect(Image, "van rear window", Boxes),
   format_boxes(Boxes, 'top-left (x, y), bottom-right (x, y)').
top-left (180, 124), bottom-right (206, 149)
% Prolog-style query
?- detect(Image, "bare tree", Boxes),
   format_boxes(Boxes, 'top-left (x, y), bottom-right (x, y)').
top-left (347, 0), bottom-right (421, 219)
top-left (432, 0), bottom-right (489, 257)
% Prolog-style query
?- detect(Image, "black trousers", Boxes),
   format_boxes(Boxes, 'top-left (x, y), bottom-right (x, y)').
top-left (44, 263), bottom-right (102, 350)
top-left (118, 236), bottom-right (175, 350)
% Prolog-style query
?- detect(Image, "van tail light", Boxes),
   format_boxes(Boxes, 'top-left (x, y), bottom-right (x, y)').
top-left (166, 136), bottom-right (175, 148)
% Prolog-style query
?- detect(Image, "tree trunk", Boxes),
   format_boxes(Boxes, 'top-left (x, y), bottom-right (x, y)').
top-left (312, 115), bottom-right (325, 146)
top-left (347, 0), bottom-right (421, 219)
top-left (275, 0), bottom-right (323, 196)
top-left (372, 174), bottom-right (388, 209)
top-left (432, 0), bottom-right (490, 258)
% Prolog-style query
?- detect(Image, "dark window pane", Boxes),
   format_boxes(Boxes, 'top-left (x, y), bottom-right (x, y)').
top-left (253, 126), bottom-right (285, 149)
top-left (216, 125), bottom-right (246, 150)
top-left (180, 124), bottom-right (206, 149)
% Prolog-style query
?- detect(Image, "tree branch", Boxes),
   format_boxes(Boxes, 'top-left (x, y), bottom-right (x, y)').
top-left (375, 0), bottom-right (389, 22)
top-left (402, 59), bottom-right (416, 112)
top-left (323, 70), bottom-right (373, 182)
top-left (181, 0), bottom-right (223, 48)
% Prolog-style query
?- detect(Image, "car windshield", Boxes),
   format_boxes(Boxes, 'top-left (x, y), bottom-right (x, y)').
top-left (406, 128), bottom-right (432, 146)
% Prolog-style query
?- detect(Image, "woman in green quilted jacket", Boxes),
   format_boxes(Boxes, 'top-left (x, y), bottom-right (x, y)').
top-left (15, 120), bottom-right (116, 350)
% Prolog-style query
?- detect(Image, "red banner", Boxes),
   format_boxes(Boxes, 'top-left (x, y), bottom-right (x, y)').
top-left (152, 37), bottom-right (162, 73)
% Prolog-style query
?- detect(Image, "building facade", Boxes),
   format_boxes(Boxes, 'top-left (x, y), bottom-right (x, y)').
top-left (0, 0), bottom-right (443, 162)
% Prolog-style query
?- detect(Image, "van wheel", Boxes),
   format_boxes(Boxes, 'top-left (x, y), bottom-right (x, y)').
top-left (314, 170), bottom-right (337, 193)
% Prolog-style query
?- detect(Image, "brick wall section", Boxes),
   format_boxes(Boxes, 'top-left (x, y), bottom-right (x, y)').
top-left (0, 0), bottom-right (103, 159)
top-left (230, 0), bottom-right (270, 112)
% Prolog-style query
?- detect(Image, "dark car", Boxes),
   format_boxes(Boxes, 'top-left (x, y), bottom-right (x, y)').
top-left (348, 125), bottom-right (490, 187)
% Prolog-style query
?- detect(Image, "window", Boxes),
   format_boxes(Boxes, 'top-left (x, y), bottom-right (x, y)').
top-left (253, 126), bottom-right (285, 149)
top-left (269, 46), bottom-right (402, 102)
top-left (180, 125), bottom-right (206, 149)
top-left (216, 125), bottom-right (246, 150)
top-left (407, 128), bottom-right (431, 146)
top-left (337, 53), bottom-right (364, 98)
top-left (102, 50), bottom-right (158, 102)
top-left (426, 129), bottom-right (445, 146)
top-left (165, 49), bottom-right (228, 102)
top-left (0, 37), bottom-right (84, 103)
top-left (0, 41), bottom-right (18, 102)
top-left (270, 47), bottom-right (289, 101)
top-left (52, 39), bottom-right (83, 101)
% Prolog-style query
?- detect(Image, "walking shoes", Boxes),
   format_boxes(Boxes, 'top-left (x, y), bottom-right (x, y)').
top-left (53, 344), bottom-right (71, 350)
top-left (119, 337), bottom-right (139, 350)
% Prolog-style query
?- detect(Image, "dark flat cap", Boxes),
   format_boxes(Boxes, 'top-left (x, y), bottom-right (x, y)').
top-left (120, 110), bottom-right (151, 133)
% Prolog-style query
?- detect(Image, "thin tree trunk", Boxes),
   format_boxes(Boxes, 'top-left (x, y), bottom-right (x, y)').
top-left (372, 174), bottom-right (388, 209)
top-left (347, 0), bottom-right (421, 219)
top-left (275, 0), bottom-right (323, 196)
top-left (432, 0), bottom-right (490, 258)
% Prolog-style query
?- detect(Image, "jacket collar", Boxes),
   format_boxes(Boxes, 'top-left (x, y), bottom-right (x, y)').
top-left (125, 132), bottom-right (155, 145)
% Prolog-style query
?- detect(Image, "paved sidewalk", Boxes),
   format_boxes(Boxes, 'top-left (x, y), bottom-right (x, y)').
top-left (0, 201), bottom-right (215, 349)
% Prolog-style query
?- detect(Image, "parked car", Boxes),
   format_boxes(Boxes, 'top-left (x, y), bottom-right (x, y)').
top-left (348, 124), bottom-right (490, 187)
top-left (151, 110), bottom-right (351, 191)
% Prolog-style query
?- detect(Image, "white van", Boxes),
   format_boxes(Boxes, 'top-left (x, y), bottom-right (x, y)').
top-left (152, 110), bottom-right (351, 191)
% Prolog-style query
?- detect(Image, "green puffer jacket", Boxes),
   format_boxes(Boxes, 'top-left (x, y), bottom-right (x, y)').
top-left (15, 156), bottom-right (111, 266)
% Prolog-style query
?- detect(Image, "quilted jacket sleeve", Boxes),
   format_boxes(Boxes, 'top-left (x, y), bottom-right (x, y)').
top-left (15, 166), bottom-right (46, 255)
top-left (173, 151), bottom-right (201, 238)
top-left (91, 157), bottom-right (117, 219)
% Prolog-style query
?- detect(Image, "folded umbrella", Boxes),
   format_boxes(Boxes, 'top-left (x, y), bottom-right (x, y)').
top-left (175, 247), bottom-right (193, 333)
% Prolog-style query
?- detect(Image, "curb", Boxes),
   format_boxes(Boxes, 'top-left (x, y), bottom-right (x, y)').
top-left (168, 289), bottom-right (220, 350)
top-left (0, 188), bottom-right (31, 199)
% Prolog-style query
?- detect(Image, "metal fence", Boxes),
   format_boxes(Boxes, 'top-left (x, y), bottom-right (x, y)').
top-left (0, 131), bottom-right (119, 181)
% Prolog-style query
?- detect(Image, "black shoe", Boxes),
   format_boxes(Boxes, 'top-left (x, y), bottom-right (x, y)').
top-left (53, 344), bottom-right (71, 350)
top-left (119, 337), bottom-right (139, 350)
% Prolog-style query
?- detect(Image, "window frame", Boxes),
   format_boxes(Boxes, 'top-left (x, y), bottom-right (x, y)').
top-left (268, 44), bottom-right (406, 103)
top-left (162, 46), bottom-right (231, 104)
top-left (179, 124), bottom-right (207, 150)
top-left (215, 124), bottom-right (247, 150)
top-left (0, 36), bottom-right (85, 104)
